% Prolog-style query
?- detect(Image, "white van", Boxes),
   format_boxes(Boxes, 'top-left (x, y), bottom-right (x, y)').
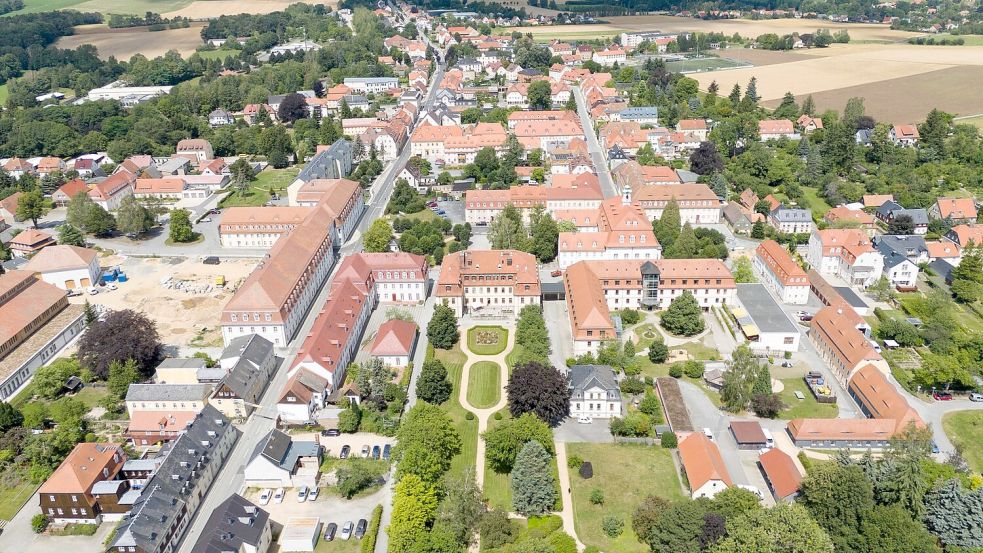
top-left (762, 428), bottom-right (775, 448)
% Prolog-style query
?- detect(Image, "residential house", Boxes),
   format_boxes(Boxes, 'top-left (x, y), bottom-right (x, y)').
top-left (945, 224), bottom-right (983, 248)
top-left (175, 139), bottom-right (214, 165)
top-left (875, 200), bottom-right (929, 234)
top-left (568, 365), bottom-right (622, 419)
top-left (39, 443), bottom-right (127, 524)
top-left (107, 406), bottom-right (238, 553)
top-left (722, 202), bottom-right (754, 234)
top-left (210, 334), bottom-right (277, 419)
top-left (806, 229), bottom-right (884, 288)
top-left (862, 194), bottom-right (894, 209)
top-left (36, 156), bottom-right (67, 176)
top-left (754, 240), bottom-right (809, 304)
top-left (0, 191), bottom-right (21, 221)
top-left (926, 240), bottom-right (961, 265)
top-left (369, 319), bottom-right (418, 368)
top-left (758, 119), bottom-right (798, 141)
top-left (22, 245), bottom-right (100, 291)
top-left (243, 429), bottom-right (322, 488)
top-left (676, 119), bottom-right (709, 141)
top-left (890, 124), bottom-right (919, 146)
top-left (52, 178), bottom-right (91, 207)
top-left (333, 252), bottom-right (429, 304)
top-left (88, 171), bottom-right (136, 211)
top-left (824, 206), bottom-right (876, 235)
top-left (398, 164), bottom-right (436, 193)
top-left (769, 206), bottom-right (813, 234)
top-left (208, 108), bottom-right (234, 127)
top-left (930, 197), bottom-right (977, 224)
top-left (678, 432), bottom-right (732, 499)
top-left (8, 229), bottom-right (56, 257)
top-left (872, 234), bottom-right (930, 265)
top-left (796, 114), bottom-right (823, 133)
top-left (3, 157), bottom-right (34, 178)
top-left (125, 383), bottom-right (212, 417)
top-left (614, 107), bottom-right (659, 126)
top-left (133, 178), bottom-right (187, 200)
top-left (189, 494), bottom-right (272, 553)
top-left (876, 241), bottom-right (919, 290)
top-left (808, 302), bottom-right (887, 384)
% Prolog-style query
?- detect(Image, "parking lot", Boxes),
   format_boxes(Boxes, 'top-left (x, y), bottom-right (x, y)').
top-left (314, 431), bottom-right (395, 460)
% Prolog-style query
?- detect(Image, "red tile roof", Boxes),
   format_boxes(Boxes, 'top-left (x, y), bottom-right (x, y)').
top-left (370, 319), bottom-right (417, 357)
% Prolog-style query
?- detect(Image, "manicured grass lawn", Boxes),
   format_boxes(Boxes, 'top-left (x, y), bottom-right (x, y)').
top-left (568, 443), bottom-right (685, 553)
top-left (942, 411), bottom-right (983, 475)
top-left (800, 186), bottom-right (832, 217)
top-left (0, 473), bottom-right (38, 521)
top-left (777, 378), bottom-right (838, 420)
top-left (634, 323), bottom-right (661, 351)
top-left (254, 165), bottom-right (301, 191)
top-left (483, 409), bottom-right (513, 510)
top-left (11, 384), bottom-right (109, 411)
top-left (314, 534), bottom-right (360, 553)
top-left (221, 166), bottom-right (301, 207)
top-left (219, 188), bottom-right (270, 207)
top-left (435, 345), bottom-right (479, 480)
top-left (467, 326), bottom-right (508, 356)
top-left (466, 361), bottom-right (501, 409)
top-left (396, 209), bottom-right (439, 223)
top-left (504, 343), bottom-right (526, 370)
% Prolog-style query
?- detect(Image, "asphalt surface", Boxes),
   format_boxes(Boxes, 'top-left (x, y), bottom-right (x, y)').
top-left (572, 86), bottom-right (617, 199)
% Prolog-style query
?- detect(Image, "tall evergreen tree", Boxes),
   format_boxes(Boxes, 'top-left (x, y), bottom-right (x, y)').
top-left (653, 199), bottom-right (681, 250)
top-left (510, 440), bottom-right (556, 516)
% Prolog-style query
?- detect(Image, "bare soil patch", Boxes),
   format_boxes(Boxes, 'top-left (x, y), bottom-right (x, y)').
top-left (162, 0), bottom-right (337, 18)
top-left (764, 64), bottom-right (983, 123)
top-left (513, 15), bottom-right (919, 42)
top-left (55, 23), bottom-right (206, 60)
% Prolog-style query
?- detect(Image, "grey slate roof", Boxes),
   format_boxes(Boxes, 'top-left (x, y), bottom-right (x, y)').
top-left (873, 234), bottom-right (928, 256)
top-left (771, 206), bottom-right (812, 222)
top-left (618, 106), bottom-right (659, 119)
top-left (254, 429), bottom-right (321, 471)
top-left (190, 494), bottom-right (270, 553)
top-left (157, 358), bottom-right (207, 371)
top-left (735, 284), bottom-right (798, 334)
top-left (723, 202), bottom-right (752, 226)
top-left (897, 208), bottom-right (929, 225)
top-left (110, 405), bottom-right (238, 552)
top-left (295, 139), bottom-right (353, 182)
top-left (568, 365), bottom-right (621, 401)
top-left (222, 334), bottom-right (274, 371)
top-left (877, 243), bottom-right (914, 270)
top-left (876, 200), bottom-right (903, 219)
top-left (126, 383), bottom-right (213, 402)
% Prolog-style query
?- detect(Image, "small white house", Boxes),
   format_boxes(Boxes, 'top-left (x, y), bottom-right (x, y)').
top-left (243, 429), bottom-right (322, 488)
top-left (568, 365), bottom-right (622, 419)
top-left (679, 432), bottom-right (733, 499)
top-left (21, 245), bottom-right (100, 290)
top-left (369, 319), bottom-right (417, 368)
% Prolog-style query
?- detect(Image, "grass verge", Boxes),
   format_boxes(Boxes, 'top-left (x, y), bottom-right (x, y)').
top-left (568, 443), bottom-right (685, 553)
top-left (942, 410), bottom-right (983, 475)
top-left (777, 378), bottom-right (838, 420)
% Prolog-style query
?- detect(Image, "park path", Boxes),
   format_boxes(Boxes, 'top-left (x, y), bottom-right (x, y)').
top-left (554, 442), bottom-right (587, 551)
top-left (458, 323), bottom-right (516, 488)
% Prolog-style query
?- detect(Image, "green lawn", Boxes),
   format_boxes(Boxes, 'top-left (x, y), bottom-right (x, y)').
top-left (254, 165), bottom-right (301, 191)
top-left (1, 0), bottom-right (86, 14)
top-left (467, 326), bottom-right (508, 356)
top-left (11, 384), bottom-right (108, 411)
top-left (504, 343), bottom-right (526, 370)
top-left (800, 186), bottom-right (833, 217)
top-left (466, 361), bottom-right (501, 409)
top-left (0, 468), bottom-right (39, 521)
top-left (220, 187), bottom-right (271, 207)
top-left (483, 409), bottom-right (513, 511)
top-left (194, 49), bottom-right (240, 61)
top-left (777, 378), bottom-right (838, 420)
top-left (568, 443), bottom-right (685, 553)
top-left (667, 56), bottom-right (748, 73)
top-left (435, 345), bottom-right (479, 480)
top-left (396, 209), bottom-right (439, 223)
top-left (633, 323), bottom-right (660, 351)
top-left (314, 534), bottom-right (360, 553)
top-left (942, 411), bottom-right (983, 475)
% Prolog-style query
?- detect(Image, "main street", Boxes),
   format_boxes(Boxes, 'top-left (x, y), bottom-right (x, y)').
top-left (176, 62), bottom-right (445, 553)
top-left (572, 86), bottom-right (617, 199)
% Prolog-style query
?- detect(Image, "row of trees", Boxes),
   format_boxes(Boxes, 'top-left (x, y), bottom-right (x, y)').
top-left (489, 204), bottom-right (561, 263)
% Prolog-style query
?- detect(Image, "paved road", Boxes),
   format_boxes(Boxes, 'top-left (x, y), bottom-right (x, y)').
top-left (572, 86), bottom-right (617, 199)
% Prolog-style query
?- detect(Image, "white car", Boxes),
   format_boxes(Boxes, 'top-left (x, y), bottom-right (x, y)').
top-left (273, 488), bottom-right (285, 504)
top-left (308, 487), bottom-right (319, 502)
top-left (340, 521), bottom-right (354, 541)
top-left (296, 486), bottom-right (308, 502)
top-left (703, 428), bottom-right (715, 441)
top-left (87, 287), bottom-right (99, 295)
top-left (107, 283), bottom-right (118, 291)
top-left (258, 489), bottom-right (272, 505)
top-left (577, 415), bottom-right (593, 424)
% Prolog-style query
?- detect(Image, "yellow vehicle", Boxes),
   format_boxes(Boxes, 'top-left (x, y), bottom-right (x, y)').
top-left (215, 275), bottom-right (226, 287)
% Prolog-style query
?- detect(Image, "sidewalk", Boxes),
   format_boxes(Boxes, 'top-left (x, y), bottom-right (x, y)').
top-left (554, 442), bottom-right (586, 551)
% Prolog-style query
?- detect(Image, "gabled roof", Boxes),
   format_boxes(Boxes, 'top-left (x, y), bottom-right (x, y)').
top-left (370, 319), bottom-right (417, 357)
top-left (23, 245), bottom-right (97, 273)
top-left (758, 448), bottom-right (801, 499)
top-left (935, 197), bottom-right (977, 220)
top-left (39, 443), bottom-right (124, 495)
top-left (189, 494), bottom-right (270, 553)
top-left (678, 432), bottom-right (732, 490)
top-left (568, 365), bottom-right (620, 400)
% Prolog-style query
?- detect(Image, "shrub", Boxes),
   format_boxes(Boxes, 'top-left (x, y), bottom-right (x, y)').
top-left (494, 411), bottom-right (503, 420)
top-left (684, 360), bottom-right (704, 379)
top-left (585, 547), bottom-right (600, 553)
top-left (784, 351), bottom-right (793, 359)
top-left (644, 376), bottom-right (653, 386)
top-left (527, 514), bottom-right (563, 537)
top-left (360, 505), bottom-right (383, 553)
top-left (567, 454), bottom-right (583, 469)
top-left (590, 488), bottom-right (604, 505)
top-left (620, 376), bottom-right (645, 394)
top-left (579, 461), bottom-right (593, 479)
top-left (548, 531), bottom-right (578, 553)
top-left (602, 515), bottom-right (624, 537)
top-left (639, 393), bottom-right (662, 417)
top-left (618, 308), bottom-right (642, 326)
top-left (465, 411), bottom-right (476, 420)
top-left (668, 363), bottom-right (684, 378)
top-left (660, 431), bottom-right (678, 448)
top-left (648, 341), bottom-right (669, 363)
top-left (32, 514), bottom-right (49, 534)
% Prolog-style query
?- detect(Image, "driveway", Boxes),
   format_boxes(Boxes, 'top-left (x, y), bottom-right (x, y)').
top-left (553, 417), bottom-right (613, 443)
top-left (315, 432), bottom-right (395, 460)
top-left (543, 300), bottom-right (573, 369)
top-left (437, 199), bottom-right (464, 225)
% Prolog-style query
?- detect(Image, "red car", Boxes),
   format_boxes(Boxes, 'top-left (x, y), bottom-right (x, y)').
top-left (550, 270), bottom-right (562, 277)
top-left (427, 201), bottom-right (438, 208)
top-left (933, 392), bottom-right (953, 401)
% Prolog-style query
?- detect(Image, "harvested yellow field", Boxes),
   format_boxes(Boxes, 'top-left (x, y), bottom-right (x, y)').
top-left (55, 23), bottom-right (206, 60)
top-left (162, 0), bottom-right (337, 18)
top-left (510, 15), bottom-right (920, 42)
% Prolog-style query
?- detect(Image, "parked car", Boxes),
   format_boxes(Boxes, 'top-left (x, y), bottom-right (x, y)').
top-left (258, 489), bottom-right (272, 505)
top-left (200, 217), bottom-right (212, 223)
top-left (361, 445), bottom-right (370, 458)
top-left (703, 428), bottom-right (715, 441)
top-left (799, 314), bottom-right (813, 321)
top-left (550, 270), bottom-right (562, 277)
top-left (933, 392), bottom-right (953, 401)
top-left (107, 283), bottom-right (118, 291)
top-left (340, 521), bottom-right (354, 540)
top-left (340, 445), bottom-right (351, 459)
top-left (427, 201), bottom-right (437, 207)
top-left (781, 361), bottom-right (794, 368)
top-left (970, 393), bottom-right (983, 402)
top-left (324, 523), bottom-right (337, 541)
top-left (273, 488), bottom-right (285, 503)
top-left (371, 445), bottom-right (381, 459)
top-left (322, 428), bottom-right (340, 437)
top-left (577, 415), bottom-right (592, 424)
top-left (203, 256), bottom-right (220, 265)
top-left (382, 444), bottom-right (392, 460)
top-left (355, 519), bottom-right (368, 539)
top-left (308, 487), bottom-right (319, 502)
top-left (931, 441), bottom-right (940, 454)
top-left (296, 486), bottom-right (308, 502)
top-left (87, 287), bottom-right (99, 295)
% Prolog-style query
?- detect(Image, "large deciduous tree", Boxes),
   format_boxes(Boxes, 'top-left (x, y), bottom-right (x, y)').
top-left (116, 195), bottom-right (154, 236)
top-left (489, 203), bottom-right (527, 250)
top-left (483, 412), bottom-right (554, 472)
top-left (689, 141), bottom-right (724, 175)
top-left (660, 291), bottom-right (704, 336)
top-left (416, 358), bottom-right (452, 405)
top-left (711, 503), bottom-right (834, 553)
top-left (16, 188), bottom-right (49, 228)
top-left (77, 309), bottom-right (162, 378)
top-left (506, 361), bottom-right (571, 426)
top-left (427, 304), bottom-right (460, 350)
top-left (57, 224), bottom-right (86, 247)
top-left (363, 218), bottom-right (393, 252)
top-left (510, 440), bottom-right (556, 517)
top-left (527, 80), bottom-right (552, 111)
top-left (168, 208), bottom-right (195, 242)
top-left (66, 192), bottom-right (114, 236)
top-left (653, 198), bottom-right (681, 250)
top-left (389, 474), bottom-right (439, 553)
top-left (277, 93), bottom-right (308, 123)
top-left (436, 467), bottom-right (485, 547)
top-left (393, 403), bottom-right (461, 484)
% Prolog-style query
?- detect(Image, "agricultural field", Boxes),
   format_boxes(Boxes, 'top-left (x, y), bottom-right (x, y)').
top-left (665, 56), bottom-right (748, 73)
top-left (54, 23), bottom-right (206, 60)
top-left (6, 0), bottom-right (336, 16)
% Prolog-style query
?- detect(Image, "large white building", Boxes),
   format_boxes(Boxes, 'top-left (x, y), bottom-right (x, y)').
top-left (343, 77), bottom-right (399, 93)
top-left (436, 250), bottom-right (541, 318)
top-left (734, 284), bottom-right (801, 354)
top-left (754, 240), bottom-right (809, 305)
top-left (557, 193), bottom-right (662, 269)
top-left (568, 365), bottom-right (622, 419)
top-left (219, 207), bottom-right (311, 249)
top-left (806, 229), bottom-right (884, 288)
top-left (22, 245), bottom-right (101, 291)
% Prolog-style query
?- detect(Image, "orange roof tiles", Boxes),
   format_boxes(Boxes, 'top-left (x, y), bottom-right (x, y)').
top-left (949, 224), bottom-right (983, 246)
top-left (935, 197), bottom-right (977, 220)
top-left (926, 241), bottom-right (960, 259)
top-left (677, 119), bottom-right (707, 131)
top-left (126, 411), bottom-right (199, 433)
top-left (848, 364), bottom-right (922, 432)
top-left (759, 119), bottom-right (794, 135)
top-left (863, 194), bottom-right (894, 208)
top-left (39, 443), bottom-right (124, 496)
top-left (437, 250), bottom-right (541, 298)
top-left (678, 432), bottom-right (733, 491)
top-left (9, 229), bottom-right (54, 248)
top-left (370, 319), bottom-right (417, 357)
top-left (564, 261), bottom-right (615, 340)
top-left (133, 178), bottom-right (185, 195)
top-left (756, 240), bottom-right (808, 287)
top-left (219, 206), bottom-right (311, 232)
top-left (824, 206), bottom-right (875, 226)
top-left (810, 303), bottom-right (880, 371)
top-left (758, 448), bottom-right (801, 499)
